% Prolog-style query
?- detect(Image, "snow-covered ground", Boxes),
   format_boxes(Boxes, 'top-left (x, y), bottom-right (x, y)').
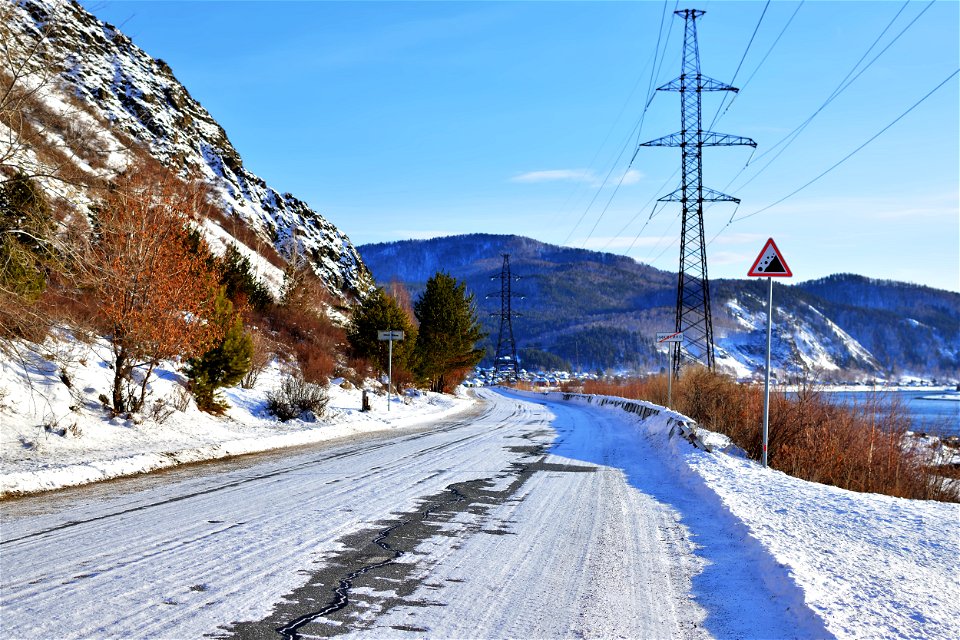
top-left (2, 339), bottom-right (958, 639)
top-left (0, 336), bottom-right (474, 497)
top-left (518, 390), bottom-right (960, 640)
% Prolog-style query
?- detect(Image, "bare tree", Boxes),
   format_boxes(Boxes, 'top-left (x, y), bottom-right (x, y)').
top-left (90, 161), bottom-right (223, 415)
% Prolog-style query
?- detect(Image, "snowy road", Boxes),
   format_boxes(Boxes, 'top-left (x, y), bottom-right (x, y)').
top-left (1, 389), bottom-right (824, 639)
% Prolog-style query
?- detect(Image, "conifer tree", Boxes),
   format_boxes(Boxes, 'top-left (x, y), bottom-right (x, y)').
top-left (347, 287), bottom-right (417, 377)
top-left (413, 272), bottom-right (485, 393)
top-left (218, 244), bottom-right (273, 311)
top-left (186, 288), bottom-right (253, 414)
top-left (0, 172), bottom-right (52, 301)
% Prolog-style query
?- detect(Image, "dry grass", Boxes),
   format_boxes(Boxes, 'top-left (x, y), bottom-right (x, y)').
top-left (584, 369), bottom-right (959, 502)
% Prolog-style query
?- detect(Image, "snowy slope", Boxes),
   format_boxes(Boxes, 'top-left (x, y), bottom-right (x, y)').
top-left (6, 0), bottom-right (373, 299)
top-left (0, 335), bottom-right (473, 497)
top-left (718, 294), bottom-right (881, 377)
top-left (525, 390), bottom-right (960, 640)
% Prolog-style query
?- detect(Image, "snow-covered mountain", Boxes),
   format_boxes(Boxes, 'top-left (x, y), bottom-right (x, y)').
top-left (359, 234), bottom-right (960, 381)
top-left (5, 0), bottom-right (373, 300)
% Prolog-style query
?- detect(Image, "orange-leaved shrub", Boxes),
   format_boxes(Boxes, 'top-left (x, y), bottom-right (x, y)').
top-left (584, 369), bottom-right (958, 502)
top-left (90, 163), bottom-right (223, 415)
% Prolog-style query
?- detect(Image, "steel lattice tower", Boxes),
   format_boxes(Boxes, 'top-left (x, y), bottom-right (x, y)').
top-left (489, 254), bottom-right (522, 381)
top-left (641, 8), bottom-right (755, 375)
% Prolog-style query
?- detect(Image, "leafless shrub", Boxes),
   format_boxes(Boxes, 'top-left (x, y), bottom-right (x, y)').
top-left (266, 374), bottom-right (328, 422)
top-left (170, 385), bottom-right (192, 412)
top-left (240, 329), bottom-right (273, 389)
top-left (148, 396), bottom-right (177, 425)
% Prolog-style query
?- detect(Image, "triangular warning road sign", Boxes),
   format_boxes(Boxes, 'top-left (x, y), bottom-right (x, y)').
top-left (748, 238), bottom-right (792, 277)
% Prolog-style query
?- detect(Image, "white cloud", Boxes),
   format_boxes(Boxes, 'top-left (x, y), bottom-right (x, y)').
top-left (511, 169), bottom-right (595, 184)
top-left (511, 168), bottom-right (643, 188)
top-left (619, 168), bottom-right (644, 185)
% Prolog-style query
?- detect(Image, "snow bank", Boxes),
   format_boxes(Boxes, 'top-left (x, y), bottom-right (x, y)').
top-left (0, 338), bottom-right (474, 498)
top-left (515, 389), bottom-right (960, 640)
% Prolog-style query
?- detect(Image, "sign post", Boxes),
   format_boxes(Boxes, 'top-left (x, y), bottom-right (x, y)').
top-left (656, 331), bottom-right (684, 408)
top-left (377, 330), bottom-right (405, 412)
top-left (747, 238), bottom-right (792, 467)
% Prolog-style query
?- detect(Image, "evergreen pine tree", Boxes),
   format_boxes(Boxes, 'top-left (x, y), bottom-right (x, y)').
top-left (186, 288), bottom-right (254, 413)
top-left (413, 272), bottom-right (485, 393)
top-left (219, 244), bottom-right (273, 311)
top-left (0, 173), bottom-right (52, 300)
top-left (347, 288), bottom-right (417, 376)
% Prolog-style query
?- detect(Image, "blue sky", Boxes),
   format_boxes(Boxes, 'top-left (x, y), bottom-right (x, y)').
top-left (81, 1), bottom-right (959, 291)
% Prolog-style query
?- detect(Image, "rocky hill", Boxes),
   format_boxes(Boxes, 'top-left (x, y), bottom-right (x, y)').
top-left (359, 234), bottom-right (960, 381)
top-left (4, 0), bottom-right (372, 300)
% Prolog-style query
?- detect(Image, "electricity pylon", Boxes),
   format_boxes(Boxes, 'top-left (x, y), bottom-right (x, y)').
top-left (488, 254), bottom-right (522, 382)
top-left (640, 8), bottom-right (756, 375)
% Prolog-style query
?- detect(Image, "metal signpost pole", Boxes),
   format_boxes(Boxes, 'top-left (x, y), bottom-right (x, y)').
top-left (762, 277), bottom-right (772, 467)
top-left (656, 331), bottom-right (684, 408)
top-left (378, 330), bottom-right (405, 413)
top-left (668, 342), bottom-right (674, 408)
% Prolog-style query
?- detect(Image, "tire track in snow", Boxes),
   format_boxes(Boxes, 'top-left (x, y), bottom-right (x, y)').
top-left (221, 445), bottom-right (588, 638)
top-left (0, 393), bottom-right (547, 639)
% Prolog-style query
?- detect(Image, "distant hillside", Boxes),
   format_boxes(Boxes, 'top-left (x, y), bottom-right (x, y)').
top-left (359, 235), bottom-right (960, 380)
top-left (795, 275), bottom-right (960, 376)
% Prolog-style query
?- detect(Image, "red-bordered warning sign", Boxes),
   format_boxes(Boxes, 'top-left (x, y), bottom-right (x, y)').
top-left (748, 238), bottom-right (792, 277)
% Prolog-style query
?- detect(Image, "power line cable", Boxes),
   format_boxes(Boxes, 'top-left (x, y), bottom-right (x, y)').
top-left (581, 147), bottom-right (643, 247)
top-left (729, 0), bottom-right (929, 193)
top-left (707, 0), bottom-right (770, 130)
top-left (562, 1), bottom-right (679, 246)
top-left (554, 2), bottom-right (670, 229)
top-left (601, 165), bottom-right (680, 251)
top-left (715, 0), bottom-right (804, 125)
top-left (728, 67), bottom-right (958, 226)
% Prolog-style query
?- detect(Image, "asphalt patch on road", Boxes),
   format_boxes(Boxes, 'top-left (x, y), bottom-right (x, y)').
top-left (218, 445), bottom-right (595, 639)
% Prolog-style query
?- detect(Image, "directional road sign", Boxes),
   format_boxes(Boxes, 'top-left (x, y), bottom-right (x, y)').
top-left (748, 238), bottom-right (792, 277)
top-left (378, 330), bottom-right (405, 341)
top-left (656, 331), bottom-right (683, 408)
top-left (656, 331), bottom-right (684, 343)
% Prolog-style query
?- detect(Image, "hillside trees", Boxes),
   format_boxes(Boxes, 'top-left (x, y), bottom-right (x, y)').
top-left (218, 243), bottom-right (273, 311)
top-left (271, 244), bottom-right (343, 383)
top-left (0, 172), bottom-right (55, 338)
top-left (185, 288), bottom-right (253, 413)
top-left (413, 272), bottom-right (485, 393)
top-left (0, 1), bottom-right (59, 183)
top-left (1, 1), bottom-right (99, 189)
top-left (347, 287), bottom-right (417, 381)
top-left (90, 164), bottom-right (223, 415)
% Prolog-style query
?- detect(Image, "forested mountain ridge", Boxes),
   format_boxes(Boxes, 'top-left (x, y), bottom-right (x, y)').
top-left (360, 235), bottom-right (960, 380)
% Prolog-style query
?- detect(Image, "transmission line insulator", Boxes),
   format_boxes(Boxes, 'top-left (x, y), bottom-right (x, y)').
top-left (640, 8), bottom-right (756, 376)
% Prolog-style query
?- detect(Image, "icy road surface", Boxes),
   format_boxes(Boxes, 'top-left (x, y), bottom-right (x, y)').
top-left (1, 389), bottom-right (825, 639)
